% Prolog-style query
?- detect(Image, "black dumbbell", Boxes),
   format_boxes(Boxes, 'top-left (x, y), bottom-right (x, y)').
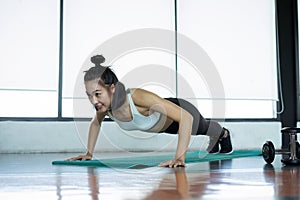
top-left (262, 141), bottom-right (276, 164)
top-left (262, 141), bottom-right (300, 165)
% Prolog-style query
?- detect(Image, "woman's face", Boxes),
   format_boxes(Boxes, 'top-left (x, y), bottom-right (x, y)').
top-left (85, 79), bottom-right (115, 113)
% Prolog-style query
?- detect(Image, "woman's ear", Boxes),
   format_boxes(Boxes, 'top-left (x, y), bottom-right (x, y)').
top-left (110, 84), bottom-right (115, 93)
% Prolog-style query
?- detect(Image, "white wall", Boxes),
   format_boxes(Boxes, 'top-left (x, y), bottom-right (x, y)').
top-left (0, 121), bottom-right (281, 153)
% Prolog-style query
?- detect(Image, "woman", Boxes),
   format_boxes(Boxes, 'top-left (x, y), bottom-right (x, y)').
top-left (68, 55), bottom-right (232, 168)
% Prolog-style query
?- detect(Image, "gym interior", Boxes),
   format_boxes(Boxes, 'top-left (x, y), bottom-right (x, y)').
top-left (1, 0), bottom-right (300, 199)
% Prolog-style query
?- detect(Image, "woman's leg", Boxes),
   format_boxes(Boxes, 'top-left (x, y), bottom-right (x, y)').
top-left (203, 120), bottom-right (233, 153)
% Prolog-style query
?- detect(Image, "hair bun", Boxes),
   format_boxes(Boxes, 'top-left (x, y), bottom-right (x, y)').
top-left (91, 55), bottom-right (105, 66)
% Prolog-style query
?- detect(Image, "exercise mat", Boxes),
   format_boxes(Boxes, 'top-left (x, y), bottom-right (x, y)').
top-left (52, 150), bottom-right (262, 168)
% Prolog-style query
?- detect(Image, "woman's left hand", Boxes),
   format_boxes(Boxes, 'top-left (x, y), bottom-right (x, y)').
top-left (158, 159), bottom-right (186, 168)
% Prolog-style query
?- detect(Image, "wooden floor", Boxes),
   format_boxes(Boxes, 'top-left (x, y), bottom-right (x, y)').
top-left (0, 152), bottom-right (299, 200)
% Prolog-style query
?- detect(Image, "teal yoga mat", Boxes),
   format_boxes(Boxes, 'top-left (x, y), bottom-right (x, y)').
top-left (52, 150), bottom-right (262, 168)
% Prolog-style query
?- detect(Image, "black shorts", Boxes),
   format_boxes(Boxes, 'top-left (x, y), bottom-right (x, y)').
top-left (162, 98), bottom-right (210, 135)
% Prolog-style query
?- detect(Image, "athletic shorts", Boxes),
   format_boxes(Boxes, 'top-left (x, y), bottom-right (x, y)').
top-left (162, 98), bottom-right (210, 135)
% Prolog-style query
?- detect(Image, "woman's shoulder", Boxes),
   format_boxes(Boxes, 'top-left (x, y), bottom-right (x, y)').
top-left (129, 88), bottom-right (157, 98)
top-left (129, 88), bottom-right (164, 107)
top-left (128, 87), bottom-right (145, 93)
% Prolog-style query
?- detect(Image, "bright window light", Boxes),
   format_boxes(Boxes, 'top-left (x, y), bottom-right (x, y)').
top-left (0, 0), bottom-right (59, 117)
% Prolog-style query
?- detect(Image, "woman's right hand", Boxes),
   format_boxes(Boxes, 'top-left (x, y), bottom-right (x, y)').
top-left (67, 152), bottom-right (93, 161)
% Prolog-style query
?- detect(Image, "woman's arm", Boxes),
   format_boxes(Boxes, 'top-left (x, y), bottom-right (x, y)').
top-left (158, 108), bottom-right (193, 167)
top-left (131, 88), bottom-right (193, 167)
top-left (86, 114), bottom-right (102, 157)
top-left (172, 109), bottom-right (193, 165)
top-left (68, 112), bottom-right (105, 161)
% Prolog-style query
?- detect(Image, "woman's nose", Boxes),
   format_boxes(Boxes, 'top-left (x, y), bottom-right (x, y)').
top-left (91, 95), bottom-right (98, 104)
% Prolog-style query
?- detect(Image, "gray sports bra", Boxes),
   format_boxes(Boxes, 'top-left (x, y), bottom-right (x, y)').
top-left (108, 89), bottom-right (161, 131)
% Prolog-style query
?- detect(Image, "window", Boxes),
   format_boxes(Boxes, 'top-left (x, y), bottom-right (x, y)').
top-left (62, 0), bottom-right (175, 118)
top-left (177, 0), bottom-right (277, 118)
top-left (0, 0), bottom-right (60, 117)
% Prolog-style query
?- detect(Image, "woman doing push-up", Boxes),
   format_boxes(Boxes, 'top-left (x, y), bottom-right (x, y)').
top-left (68, 55), bottom-right (233, 168)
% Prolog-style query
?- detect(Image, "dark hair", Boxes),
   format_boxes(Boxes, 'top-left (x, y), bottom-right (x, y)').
top-left (84, 55), bottom-right (126, 111)
top-left (84, 55), bottom-right (119, 86)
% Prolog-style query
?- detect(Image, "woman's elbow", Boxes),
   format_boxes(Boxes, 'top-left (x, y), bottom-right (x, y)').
top-left (182, 110), bottom-right (193, 125)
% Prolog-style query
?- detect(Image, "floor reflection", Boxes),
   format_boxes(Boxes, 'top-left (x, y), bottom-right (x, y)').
top-left (144, 168), bottom-right (200, 199)
top-left (1, 154), bottom-right (295, 200)
top-left (263, 163), bottom-right (300, 197)
top-left (55, 163), bottom-right (222, 200)
top-left (88, 168), bottom-right (99, 200)
top-left (55, 167), bottom-right (100, 200)
top-left (144, 160), bottom-right (233, 199)
top-left (54, 160), bottom-right (238, 200)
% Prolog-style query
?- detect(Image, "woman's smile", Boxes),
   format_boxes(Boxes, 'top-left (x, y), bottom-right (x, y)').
top-left (95, 103), bottom-right (103, 110)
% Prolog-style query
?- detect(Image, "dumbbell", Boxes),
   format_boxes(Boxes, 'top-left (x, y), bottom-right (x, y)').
top-left (262, 140), bottom-right (300, 164)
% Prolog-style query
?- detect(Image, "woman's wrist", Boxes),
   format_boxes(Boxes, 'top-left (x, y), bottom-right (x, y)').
top-left (175, 153), bottom-right (186, 163)
top-left (175, 150), bottom-right (186, 159)
top-left (86, 151), bottom-right (93, 157)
